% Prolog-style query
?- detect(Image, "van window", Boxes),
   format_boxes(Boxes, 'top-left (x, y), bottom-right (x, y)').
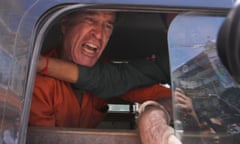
top-left (168, 13), bottom-right (240, 143)
top-left (33, 9), bottom-right (172, 130)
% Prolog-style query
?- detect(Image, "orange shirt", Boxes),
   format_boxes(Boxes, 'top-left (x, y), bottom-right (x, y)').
top-left (29, 74), bottom-right (171, 128)
top-left (29, 48), bottom-right (171, 128)
top-left (29, 74), bottom-right (107, 128)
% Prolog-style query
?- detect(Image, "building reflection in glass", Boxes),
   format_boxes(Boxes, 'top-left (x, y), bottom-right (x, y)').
top-left (169, 13), bottom-right (240, 144)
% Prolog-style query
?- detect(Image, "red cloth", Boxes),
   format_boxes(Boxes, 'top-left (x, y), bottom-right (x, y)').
top-left (121, 84), bottom-right (171, 104)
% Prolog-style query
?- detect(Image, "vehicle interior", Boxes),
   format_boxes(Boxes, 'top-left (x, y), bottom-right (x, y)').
top-left (26, 6), bottom-right (176, 144)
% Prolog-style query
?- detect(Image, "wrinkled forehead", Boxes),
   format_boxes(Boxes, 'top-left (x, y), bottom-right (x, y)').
top-left (67, 10), bottom-right (116, 23)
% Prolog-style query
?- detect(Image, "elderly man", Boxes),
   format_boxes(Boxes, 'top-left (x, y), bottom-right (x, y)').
top-left (29, 10), bottom-right (117, 128)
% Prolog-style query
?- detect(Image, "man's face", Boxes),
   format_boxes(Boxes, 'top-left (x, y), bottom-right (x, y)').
top-left (61, 11), bottom-right (115, 67)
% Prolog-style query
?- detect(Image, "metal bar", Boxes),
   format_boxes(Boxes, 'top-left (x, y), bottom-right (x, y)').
top-left (27, 127), bottom-right (140, 144)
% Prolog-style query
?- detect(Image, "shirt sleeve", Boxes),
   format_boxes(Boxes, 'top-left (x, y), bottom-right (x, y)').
top-left (73, 58), bottom-right (170, 99)
top-left (120, 84), bottom-right (171, 104)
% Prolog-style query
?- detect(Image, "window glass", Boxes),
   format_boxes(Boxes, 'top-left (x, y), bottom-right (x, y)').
top-left (168, 13), bottom-right (240, 143)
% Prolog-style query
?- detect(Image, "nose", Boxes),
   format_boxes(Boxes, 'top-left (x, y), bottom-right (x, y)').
top-left (91, 24), bottom-right (103, 40)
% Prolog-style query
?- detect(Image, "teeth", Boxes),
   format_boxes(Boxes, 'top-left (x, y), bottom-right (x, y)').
top-left (87, 43), bottom-right (97, 49)
top-left (83, 43), bottom-right (98, 54)
top-left (84, 47), bottom-right (95, 54)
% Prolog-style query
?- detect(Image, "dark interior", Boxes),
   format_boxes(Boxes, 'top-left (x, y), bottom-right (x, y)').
top-left (103, 12), bottom-right (171, 84)
top-left (103, 12), bottom-right (167, 59)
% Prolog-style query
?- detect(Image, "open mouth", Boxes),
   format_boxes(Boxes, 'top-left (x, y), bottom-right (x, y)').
top-left (82, 43), bottom-right (98, 55)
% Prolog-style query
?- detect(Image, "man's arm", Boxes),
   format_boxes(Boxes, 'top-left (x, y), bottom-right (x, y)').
top-left (75, 59), bottom-right (170, 98)
top-left (37, 56), bottom-right (79, 83)
top-left (38, 56), bottom-right (170, 98)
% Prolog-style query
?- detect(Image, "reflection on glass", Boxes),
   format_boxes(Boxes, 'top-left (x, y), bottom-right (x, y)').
top-left (0, 50), bottom-right (12, 88)
top-left (2, 116), bottom-right (19, 144)
top-left (10, 55), bottom-right (27, 96)
top-left (169, 13), bottom-right (240, 144)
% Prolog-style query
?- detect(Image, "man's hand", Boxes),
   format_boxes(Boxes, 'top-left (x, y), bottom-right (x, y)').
top-left (138, 101), bottom-right (182, 144)
top-left (174, 88), bottom-right (194, 116)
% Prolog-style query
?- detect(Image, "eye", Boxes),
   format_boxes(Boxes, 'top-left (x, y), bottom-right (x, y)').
top-left (84, 17), bottom-right (95, 24)
top-left (104, 22), bottom-right (114, 31)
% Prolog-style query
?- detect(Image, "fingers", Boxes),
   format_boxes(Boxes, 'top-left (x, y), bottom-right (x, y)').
top-left (175, 103), bottom-right (190, 110)
top-left (138, 107), bottom-right (181, 144)
top-left (175, 89), bottom-right (188, 100)
top-left (174, 88), bottom-right (193, 113)
top-left (174, 92), bottom-right (189, 105)
top-left (175, 88), bottom-right (184, 93)
top-left (174, 88), bottom-right (192, 103)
